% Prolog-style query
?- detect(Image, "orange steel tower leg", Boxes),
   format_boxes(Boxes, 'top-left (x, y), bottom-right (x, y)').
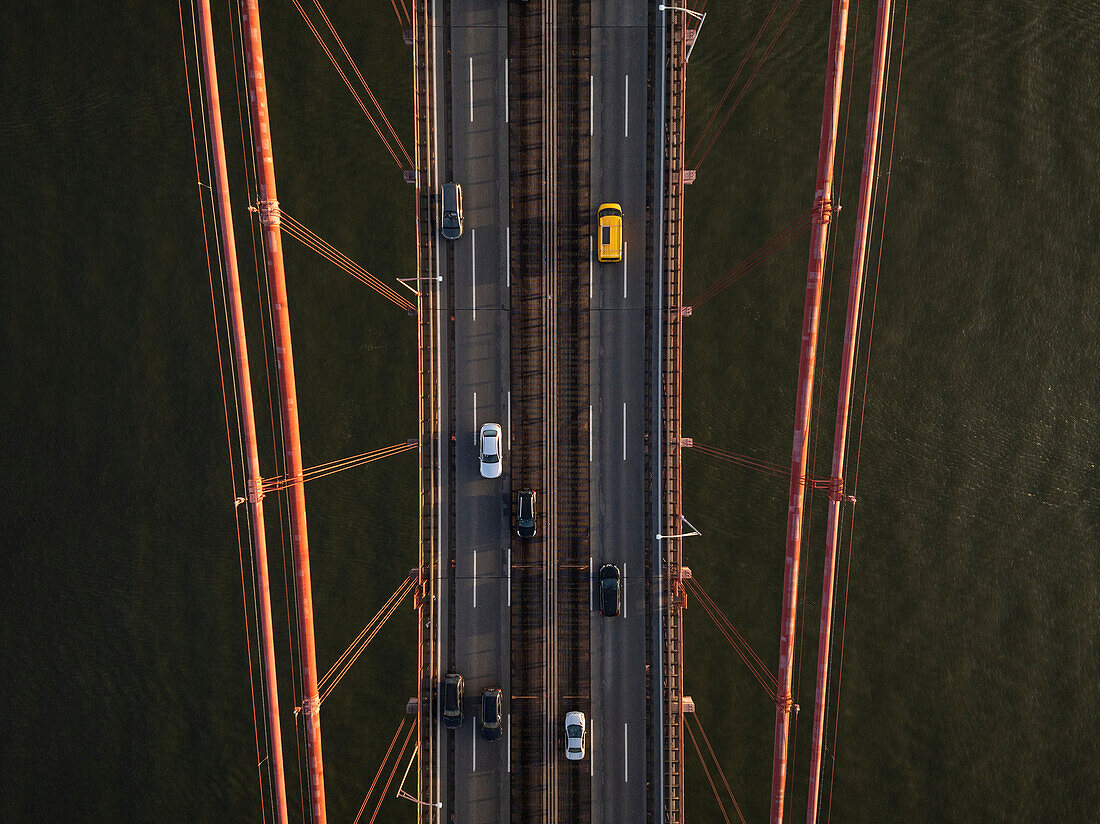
top-left (237, 3), bottom-right (328, 823)
top-left (195, 3), bottom-right (290, 823)
top-left (769, 2), bottom-right (850, 823)
top-left (805, 2), bottom-right (892, 821)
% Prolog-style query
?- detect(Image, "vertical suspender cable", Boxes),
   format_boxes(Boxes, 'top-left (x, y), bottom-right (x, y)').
top-left (805, 1), bottom-right (892, 821)
top-left (236, 2), bottom-right (329, 822)
top-left (769, 2), bottom-right (850, 822)
top-left (194, 2), bottom-right (290, 823)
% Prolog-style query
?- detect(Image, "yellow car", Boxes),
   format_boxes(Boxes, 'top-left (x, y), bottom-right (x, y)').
top-left (597, 203), bottom-right (623, 262)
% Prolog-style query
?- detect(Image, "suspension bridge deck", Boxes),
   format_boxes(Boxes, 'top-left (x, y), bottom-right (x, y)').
top-left (414, 1), bottom-right (685, 823)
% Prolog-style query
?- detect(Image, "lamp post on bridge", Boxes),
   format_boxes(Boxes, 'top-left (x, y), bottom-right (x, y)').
top-left (658, 4), bottom-right (707, 63)
top-left (656, 516), bottom-right (702, 541)
top-left (397, 274), bottom-right (443, 297)
top-left (395, 746), bottom-right (442, 809)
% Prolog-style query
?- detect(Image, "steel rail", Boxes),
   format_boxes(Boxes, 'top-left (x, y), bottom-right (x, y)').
top-left (237, 2), bottom-right (328, 821)
top-left (193, 3), bottom-right (290, 822)
top-left (769, 2), bottom-right (850, 822)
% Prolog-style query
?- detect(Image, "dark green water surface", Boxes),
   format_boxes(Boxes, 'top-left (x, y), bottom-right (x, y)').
top-left (2, 1), bottom-right (1097, 821)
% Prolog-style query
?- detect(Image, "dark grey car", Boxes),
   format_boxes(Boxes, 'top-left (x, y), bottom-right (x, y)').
top-left (440, 181), bottom-right (463, 240)
top-left (599, 564), bottom-right (621, 617)
top-left (515, 489), bottom-right (536, 538)
top-left (443, 673), bottom-right (464, 729)
top-left (481, 687), bottom-right (503, 741)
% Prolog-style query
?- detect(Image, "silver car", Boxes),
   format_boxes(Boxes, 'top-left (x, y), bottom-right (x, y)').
top-left (479, 423), bottom-right (503, 479)
top-left (564, 711), bottom-right (586, 761)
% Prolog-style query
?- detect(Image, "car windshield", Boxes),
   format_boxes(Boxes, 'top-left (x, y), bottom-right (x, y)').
top-left (566, 724), bottom-right (582, 737)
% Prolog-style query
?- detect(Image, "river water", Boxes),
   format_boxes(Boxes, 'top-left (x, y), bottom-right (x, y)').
top-left (2, 1), bottom-right (1096, 822)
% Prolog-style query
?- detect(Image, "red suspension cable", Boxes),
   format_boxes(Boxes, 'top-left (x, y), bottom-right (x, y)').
top-left (309, 0), bottom-right (412, 167)
top-left (685, 578), bottom-right (777, 700)
top-left (290, 0), bottom-right (410, 170)
top-left (366, 722), bottom-right (417, 824)
top-left (352, 718), bottom-right (408, 824)
top-left (687, 208), bottom-right (814, 310)
top-left (694, 0), bottom-right (806, 170)
top-left (685, 720), bottom-right (733, 824)
top-left (689, 0), bottom-right (785, 163)
top-left (691, 442), bottom-right (832, 489)
top-left (278, 211), bottom-right (416, 312)
top-left (691, 713), bottom-right (749, 824)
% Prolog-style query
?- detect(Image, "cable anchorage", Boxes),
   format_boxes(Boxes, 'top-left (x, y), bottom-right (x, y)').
top-left (257, 199), bottom-right (281, 226)
top-left (247, 476), bottom-right (266, 504)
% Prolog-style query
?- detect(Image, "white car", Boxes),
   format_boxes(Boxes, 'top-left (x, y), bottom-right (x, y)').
top-left (479, 423), bottom-right (503, 478)
top-left (564, 711), bottom-right (586, 761)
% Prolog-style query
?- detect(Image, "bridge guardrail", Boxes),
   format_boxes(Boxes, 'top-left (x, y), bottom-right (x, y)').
top-left (412, 0), bottom-right (438, 820)
top-left (661, 14), bottom-right (687, 824)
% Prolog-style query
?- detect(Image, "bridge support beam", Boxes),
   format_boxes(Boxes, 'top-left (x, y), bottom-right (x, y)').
top-left (194, 2), bottom-right (289, 823)
top-left (237, 3), bottom-right (329, 823)
top-left (769, 2), bottom-right (851, 823)
top-left (805, 2), bottom-right (893, 822)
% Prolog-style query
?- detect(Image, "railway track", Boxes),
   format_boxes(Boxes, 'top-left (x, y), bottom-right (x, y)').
top-left (550, 1), bottom-right (593, 824)
top-left (508, 1), bottom-right (551, 822)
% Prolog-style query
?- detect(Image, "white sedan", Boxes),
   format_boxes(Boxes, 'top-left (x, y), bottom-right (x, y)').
top-left (564, 711), bottom-right (586, 761)
top-left (479, 423), bottom-right (503, 479)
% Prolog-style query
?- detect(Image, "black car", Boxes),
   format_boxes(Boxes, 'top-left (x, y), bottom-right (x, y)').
top-left (515, 489), bottom-right (536, 538)
top-left (481, 687), bottom-right (503, 741)
top-left (599, 564), bottom-right (621, 617)
top-left (440, 182), bottom-right (463, 240)
top-left (443, 673), bottom-right (464, 729)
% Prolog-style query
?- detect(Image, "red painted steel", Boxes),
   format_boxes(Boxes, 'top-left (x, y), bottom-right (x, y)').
top-left (237, 2), bottom-right (328, 822)
top-left (769, 2), bottom-right (850, 822)
top-left (805, 2), bottom-right (893, 821)
top-left (195, 4), bottom-right (290, 823)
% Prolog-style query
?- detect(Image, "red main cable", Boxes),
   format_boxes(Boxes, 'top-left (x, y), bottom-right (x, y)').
top-left (178, 1), bottom-right (267, 820)
top-left (826, 3), bottom-right (908, 822)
